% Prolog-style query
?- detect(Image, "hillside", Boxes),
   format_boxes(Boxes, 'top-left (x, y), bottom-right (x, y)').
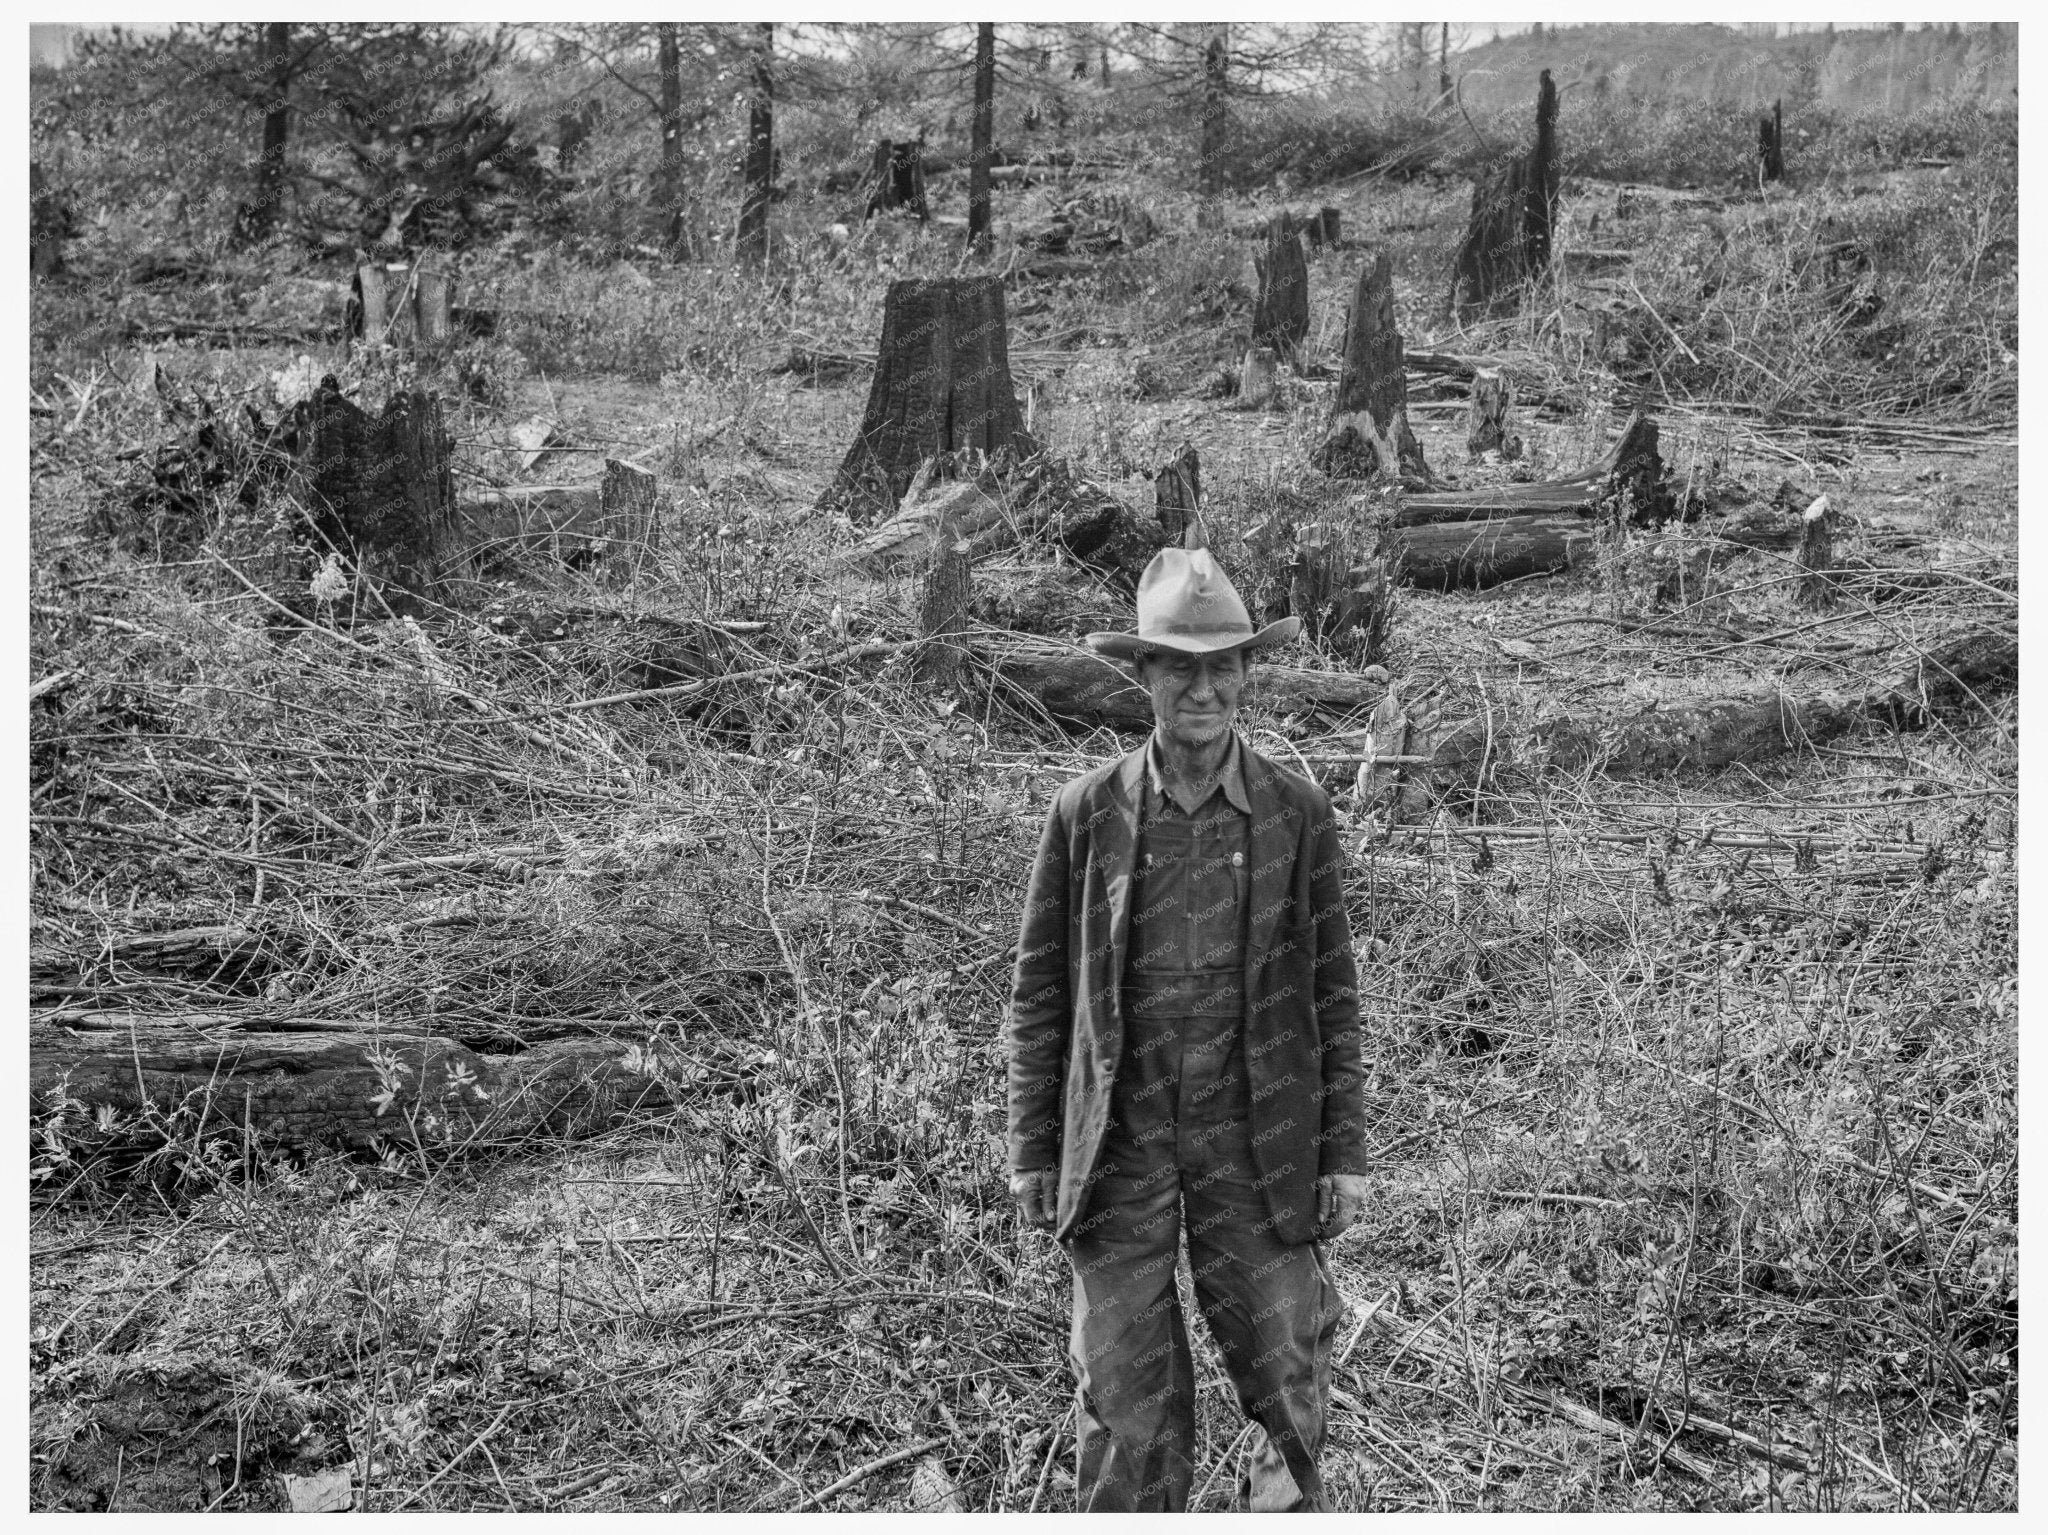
top-left (1455, 23), bottom-right (2017, 115)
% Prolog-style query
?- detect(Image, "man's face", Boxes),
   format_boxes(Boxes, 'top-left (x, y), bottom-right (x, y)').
top-left (1137, 647), bottom-right (1246, 748)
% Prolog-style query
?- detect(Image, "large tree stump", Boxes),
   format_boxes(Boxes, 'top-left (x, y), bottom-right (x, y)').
top-left (1465, 368), bottom-right (1520, 459)
top-left (1250, 213), bottom-right (1310, 364)
top-left (29, 1024), bottom-right (690, 1155)
top-left (1154, 442), bottom-right (1201, 542)
top-left (818, 277), bottom-right (1036, 517)
top-left (1759, 99), bottom-right (1786, 184)
top-left (1449, 68), bottom-right (1559, 321)
top-left (291, 380), bottom-right (459, 592)
top-left (1311, 248), bottom-right (1430, 485)
top-left (865, 136), bottom-right (930, 222)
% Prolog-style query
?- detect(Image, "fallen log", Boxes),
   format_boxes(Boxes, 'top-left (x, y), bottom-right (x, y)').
top-left (1396, 410), bottom-right (1670, 527)
top-left (29, 1025), bottom-right (691, 1154)
top-left (1431, 625), bottom-right (2017, 784)
top-left (1392, 510), bottom-right (1598, 590)
top-left (978, 636), bottom-right (1386, 731)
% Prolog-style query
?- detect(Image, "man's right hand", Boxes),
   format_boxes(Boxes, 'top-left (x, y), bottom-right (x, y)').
top-left (1009, 1169), bottom-right (1058, 1231)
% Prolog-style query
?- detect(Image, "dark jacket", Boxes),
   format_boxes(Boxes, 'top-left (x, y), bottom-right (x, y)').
top-left (1006, 736), bottom-right (1365, 1246)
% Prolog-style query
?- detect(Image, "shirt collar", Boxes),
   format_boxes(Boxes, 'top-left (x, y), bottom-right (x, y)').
top-left (1143, 730), bottom-right (1252, 815)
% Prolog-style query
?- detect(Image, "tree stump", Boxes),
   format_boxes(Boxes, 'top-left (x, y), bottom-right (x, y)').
top-left (1759, 98), bottom-right (1786, 183)
top-left (1251, 213), bottom-right (1310, 364)
top-left (1311, 248), bottom-right (1429, 485)
top-left (291, 380), bottom-right (460, 593)
top-left (1238, 346), bottom-right (1280, 410)
top-left (865, 136), bottom-right (930, 222)
top-left (350, 259), bottom-right (455, 353)
top-left (818, 277), bottom-right (1036, 518)
top-left (1154, 442), bottom-right (1201, 542)
top-left (600, 458), bottom-right (660, 570)
top-left (1465, 368), bottom-right (1520, 459)
top-left (913, 534), bottom-right (974, 688)
top-left (1304, 206), bottom-right (1341, 253)
top-left (1795, 494), bottom-right (1835, 609)
top-left (1449, 68), bottom-right (1559, 321)
top-left (30, 162), bottom-right (74, 279)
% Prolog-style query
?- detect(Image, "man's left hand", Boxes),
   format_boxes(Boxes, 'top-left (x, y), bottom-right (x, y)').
top-left (1315, 1174), bottom-right (1370, 1239)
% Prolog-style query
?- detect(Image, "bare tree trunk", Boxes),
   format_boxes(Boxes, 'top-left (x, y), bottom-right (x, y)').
top-left (969, 23), bottom-right (996, 252)
top-left (1200, 29), bottom-right (1228, 196)
top-left (1312, 247), bottom-right (1429, 484)
top-left (1438, 22), bottom-right (1451, 105)
top-left (235, 22), bottom-right (291, 245)
top-left (657, 23), bottom-right (689, 258)
top-left (737, 22), bottom-right (774, 262)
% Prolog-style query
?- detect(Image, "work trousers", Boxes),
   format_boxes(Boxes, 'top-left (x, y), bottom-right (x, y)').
top-left (1064, 1005), bottom-right (1341, 1512)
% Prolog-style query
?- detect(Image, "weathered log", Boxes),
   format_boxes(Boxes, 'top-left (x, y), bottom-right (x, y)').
top-left (1250, 213), bottom-right (1310, 363)
top-left (1397, 410), bottom-right (1669, 526)
top-left (1392, 511), bottom-right (1598, 591)
top-left (291, 381), bottom-right (459, 592)
top-left (1154, 442), bottom-right (1201, 542)
top-left (1759, 99), bottom-right (1785, 183)
top-left (1432, 625), bottom-right (2017, 784)
top-left (1465, 368), bottom-right (1520, 459)
top-left (819, 277), bottom-right (1036, 517)
top-left (834, 475), bottom-right (1013, 571)
top-left (1312, 248), bottom-right (1430, 485)
top-left (29, 1025), bottom-right (690, 1154)
top-left (1238, 345), bottom-right (1280, 409)
top-left (979, 637), bottom-right (1386, 731)
top-left (1449, 68), bottom-right (1559, 321)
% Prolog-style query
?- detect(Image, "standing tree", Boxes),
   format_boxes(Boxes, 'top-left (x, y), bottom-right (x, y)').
top-left (968, 23), bottom-right (995, 253)
top-left (656, 24), bottom-right (689, 256)
top-left (1759, 98), bottom-right (1785, 182)
top-left (231, 22), bottom-right (292, 245)
top-left (737, 22), bottom-right (774, 262)
top-left (1200, 28), bottom-right (1228, 196)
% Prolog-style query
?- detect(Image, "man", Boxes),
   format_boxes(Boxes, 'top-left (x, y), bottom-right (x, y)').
top-left (1006, 530), bottom-right (1369, 1512)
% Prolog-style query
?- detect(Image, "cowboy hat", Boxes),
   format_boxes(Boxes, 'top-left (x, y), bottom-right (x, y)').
top-left (1085, 541), bottom-right (1301, 660)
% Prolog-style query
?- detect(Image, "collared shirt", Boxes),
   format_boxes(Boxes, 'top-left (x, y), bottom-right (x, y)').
top-left (1122, 731), bottom-right (1251, 1018)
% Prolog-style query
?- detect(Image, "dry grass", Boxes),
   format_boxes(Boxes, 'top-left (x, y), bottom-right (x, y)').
top-left (29, 141), bottom-right (2017, 1512)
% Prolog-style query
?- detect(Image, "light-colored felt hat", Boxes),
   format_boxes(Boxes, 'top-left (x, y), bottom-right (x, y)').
top-left (1085, 518), bottom-right (1301, 660)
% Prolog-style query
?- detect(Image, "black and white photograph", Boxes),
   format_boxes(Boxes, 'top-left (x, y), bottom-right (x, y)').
top-left (26, 16), bottom-right (2019, 1513)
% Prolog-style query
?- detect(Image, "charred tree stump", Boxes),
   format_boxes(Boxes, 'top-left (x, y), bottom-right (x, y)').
top-left (1759, 99), bottom-right (1786, 183)
top-left (1449, 68), bottom-right (1559, 321)
top-left (819, 277), bottom-right (1036, 517)
top-left (1238, 346), bottom-right (1280, 410)
top-left (1304, 206), bottom-right (1342, 253)
top-left (1154, 442), bottom-right (1201, 542)
top-left (1465, 367), bottom-right (1520, 458)
top-left (1251, 213), bottom-right (1310, 364)
top-left (291, 381), bottom-right (459, 593)
top-left (865, 137), bottom-right (930, 222)
top-left (1312, 248), bottom-right (1430, 485)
